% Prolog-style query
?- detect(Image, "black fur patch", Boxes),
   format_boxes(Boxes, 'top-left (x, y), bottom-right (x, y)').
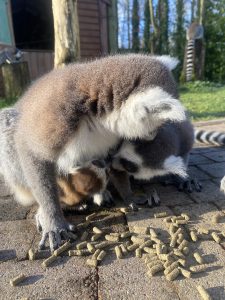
top-left (119, 158), bottom-right (139, 173)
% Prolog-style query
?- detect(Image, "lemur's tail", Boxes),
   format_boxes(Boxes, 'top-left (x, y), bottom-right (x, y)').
top-left (195, 129), bottom-right (225, 146)
top-left (186, 39), bottom-right (195, 81)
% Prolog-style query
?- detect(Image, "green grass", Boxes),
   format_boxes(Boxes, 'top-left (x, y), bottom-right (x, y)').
top-left (0, 98), bottom-right (17, 109)
top-left (180, 81), bottom-right (225, 121)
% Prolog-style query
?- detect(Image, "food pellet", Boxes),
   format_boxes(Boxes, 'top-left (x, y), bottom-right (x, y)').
top-left (190, 231), bottom-right (198, 242)
top-left (163, 216), bottom-right (172, 223)
top-left (28, 248), bottom-right (35, 261)
top-left (211, 232), bottom-right (221, 243)
top-left (93, 227), bottom-right (103, 234)
top-left (177, 233), bottom-right (184, 244)
top-left (166, 268), bottom-right (180, 281)
top-left (178, 239), bottom-right (188, 251)
top-left (173, 249), bottom-right (185, 258)
top-left (190, 264), bottom-right (208, 273)
top-left (193, 252), bottom-right (204, 264)
top-left (120, 207), bottom-right (129, 213)
top-left (164, 258), bottom-right (176, 268)
top-left (120, 244), bottom-right (128, 255)
top-left (91, 234), bottom-right (102, 241)
top-left (69, 249), bottom-right (89, 256)
top-left (178, 259), bottom-right (186, 267)
top-left (97, 250), bottom-right (106, 261)
top-left (139, 240), bottom-right (152, 249)
top-left (54, 241), bottom-right (71, 256)
top-left (196, 285), bottom-right (212, 300)
top-left (147, 260), bottom-right (163, 269)
top-left (133, 226), bottom-right (149, 234)
top-left (76, 241), bottom-right (87, 250)
top-left (67, 232), bottom-right (78, 240)
top-left (110, 232), bottom-right (120, 237)
top-left (147, 264), bottom-right (164, 276)
top-left (198, 227), bottom-right (209, 235)
top-left (135, 248), bottom-right (142, 258)
top-left (169, 224), bottom-right (177, 235)
top-left (156, 244), bottom-right (163, 255)
top-left (176, 219), bottom-right (188, 225)
top-left (127, 243), bottom-right (139, 251)
top-left (158, 254), bottom-right (168, 261)
top-left (87, 243), bottom-right (95, 254)
top-left (170, 234), bottom-right (178, 247)
top-left (131, 236), bottom-right (145, 245)
top-left (95, 241), bottom-right (110, 249)
top-left (86, 258), bottom-right (98, 267)
top-left (212, 213), bottom-right (221, 224)
top-left (181, 213), bottom-right (190, 221)
top-left (92, 249), bottom-right (101, 260)
top-left (164, 261), bottom-right (179, 276)
top-left (76, 221), bottom-right (90, 229)
top-left (86, 212), bottom-right (97, 221)
top-left (105, 235), bottom-right (119, 242)
top-left (42, 255), bottom-right (57, 267)
top-left (10, 274), bottom-right (26, 286)
top-left (80, 231), bottom-right (89, 241)
top-left (144, 254), bottom-right (158, 264)
top-left (183, 247), bottom-right (189, 255)
top-left (151, 237), bottom-right (162, 244)
top-left (149, 229), bottom-right (157, 238)
top-left (143, 247), bottom-right (156, 254)
top-left (179, 267), bottom-right (191, 278)
top-left (115, 246), bottom-right (123, 259)
top-left (120, 231), bottom-right (132, 238)
top-left (154, 212), bottom-right (167, 218)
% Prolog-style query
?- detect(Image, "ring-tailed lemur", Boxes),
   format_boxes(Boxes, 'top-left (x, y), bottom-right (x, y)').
top-left (0, 54), bottom-right (186, 251)
top-left (185, 22), bottom-right (204, 81)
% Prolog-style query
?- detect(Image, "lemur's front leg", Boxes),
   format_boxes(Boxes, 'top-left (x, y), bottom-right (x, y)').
top-left (16, 144), bottom-right (75, 251)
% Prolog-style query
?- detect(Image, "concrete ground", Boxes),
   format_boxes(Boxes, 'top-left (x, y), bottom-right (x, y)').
top-left (1, 120), bottom-right (225, 300)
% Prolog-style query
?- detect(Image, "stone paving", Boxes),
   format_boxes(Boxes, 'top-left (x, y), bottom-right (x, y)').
top-left (1, 120), bottom-right (225, 300)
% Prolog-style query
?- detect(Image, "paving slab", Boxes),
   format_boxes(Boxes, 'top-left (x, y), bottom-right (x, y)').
top-left (188, 166), bottom-right (211, 180)
top-left (0, 220), bottom-right (36, 261)
top-left (189, 153), bottom-right (214, 165)
top-left (197, 162), bottom-right (225, 179)
top-left (0, 257), bottom-right (98, 300)
top-left (202, 151), bottom-right (225, 162)
top-left (0, 196), bottom-right (29, 221)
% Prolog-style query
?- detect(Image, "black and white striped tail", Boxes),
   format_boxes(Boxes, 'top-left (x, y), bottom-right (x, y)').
top-left (186, 39), bottom-right (195, 82)
top-left (195, 129), bottom-right (225, 146)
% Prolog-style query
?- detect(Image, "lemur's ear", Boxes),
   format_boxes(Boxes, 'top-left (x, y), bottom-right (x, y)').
top-left (92, 160), bottom-right (106, 169)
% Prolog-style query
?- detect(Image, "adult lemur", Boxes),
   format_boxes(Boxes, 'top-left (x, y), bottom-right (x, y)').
top-left (0, 54), bottom-right (186, 250)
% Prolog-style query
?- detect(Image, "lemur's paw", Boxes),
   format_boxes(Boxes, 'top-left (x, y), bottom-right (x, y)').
top-left (178, 178), bottom-right (202, 193)
top-left (146, 189), bottom-right (161, 207)
top-left (220, 176), bottom-right (225, 194)
top-left (36, 210), bottom-right (75, 252)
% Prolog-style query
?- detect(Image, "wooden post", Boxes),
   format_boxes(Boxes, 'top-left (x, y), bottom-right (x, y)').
top-left (108, 0), bottom-right (118, 53)
top-left (0, 62), bottom-right (30, 100)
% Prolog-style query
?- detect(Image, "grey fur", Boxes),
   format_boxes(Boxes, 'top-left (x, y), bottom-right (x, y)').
top-left (1, 54), bottom-right (186, 250)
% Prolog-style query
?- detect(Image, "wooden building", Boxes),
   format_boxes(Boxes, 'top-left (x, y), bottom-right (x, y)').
top-left (0, 0), bottom-right (118, 81)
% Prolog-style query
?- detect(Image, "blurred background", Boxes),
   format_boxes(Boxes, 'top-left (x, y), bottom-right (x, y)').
top-left (0, 0), bottom-right (225, 121)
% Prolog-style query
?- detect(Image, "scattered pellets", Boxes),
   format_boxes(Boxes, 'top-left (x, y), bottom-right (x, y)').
top-left (179, 267), bottom-right (191, 278)
top-left (80, 231), bottom-right (89, 241)
top-left (177, 233), bottom-right (184, 244)
top-left (92, 249), bottom-right (101, 260)
top-left (212, 213), bottom-right (221, 224)
top-left (54, 241), bottom-right (71, 256)
top-left (143, 247), bottom-right (156, 254)
top-left (127, 243), bottom-right (139, 252)
top-left (163, 216), bottom-right (172, 223)
top-left (158, 254), bottom-right (168, 261)
top-left (190, 231), bottom-right (198, 242)
top-left (173, 249), bottom-right (185, 258)
top-left (156, 244), bottom-right (163, 255)
top-left (139, 240), bottom-right (152, 249)
top-left (28, 248), bottom-right (35, 261)
top-left (135, 248), bottom-right (142, 258)
top-left (86, 212), bottom-right (97, 221)
top-left (120, 244), bottom-right (128, 255)
top-left (97, 250), bottom-right (107, 261)
top-left (68, 250), bottom-right (79, 256)
top-left (154, 212), bottom-right (167, 218)
top-left (76, 221), bottom-right (90, 229)
top-left (42, 255), bottom-right (57, 267)
top-left (120, 231), bottom-right (132, 238)
top-left (76, 241), bottom-right (88, 250)
top-left (181, 213), bottom-right (190, 221)
top-left (144, 254), bottom-right (158, 264)
top-left (149, 229), bottom-right (157, 238)
top-left (176, 219), bottom-right (188, 225)
top-left (147, 260), bottom-right (163, 269)
top-left (131, 236), bottom-right (146, 245)
top-left (178, 259), bottom-right (186, 267)
top-left (10, 274), bottom-right (26, 286)
top-left (183, 247), bottom-right (189, 255)
top-left (120, 207), bottom-right (129, 213)
top-left (133, 226), bottom-right (149, 234)
top-left (87, 243), bottom-right (95, 254)
top-left (170, 234), bottom-right (178, 247)
top-left (69, 249), bottom-right (89, 256)
top-left (211, 232), bottom-right (221, 243)
top-left (105, 235), bottom-right (119, 242)
top-left (93, 227), bottom-right (103, 234)
top-left (164, 261), bottom-right (179, 276)
top-left (86, 258), bottom-right (98, 267)
top-left (166, 268), bottom-right (180, 281)
top-left (91, 234), bottom-right (102, 241)
top-left (190, 264), bottom-right (208, 273)
top-left (95, 241), bottom-right (110, 249)
top-left (151, 237), bottom-right (162, 244)
top-left (110, 232), bottom-right (120, 237)
top-left (193, 252), bottom-right (204, 264)
top-left (178, 239), bottom-right (188, 251)
top-left (198, 227), bottom-right (209, 235)
top-left (169, 224), bottom-right (177, 235)
top-left (196, 285), bottom-right (212, 300)
top-left (147, 264), bottom-right (164, 276)
top-left (164, 259), bottom-right (176, 268)
top-left (115, 246), bottom-right (123, 259)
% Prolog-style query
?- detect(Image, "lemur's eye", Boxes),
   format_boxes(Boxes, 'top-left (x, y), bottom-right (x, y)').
top-left (119, 158), bottom-right (138, 173)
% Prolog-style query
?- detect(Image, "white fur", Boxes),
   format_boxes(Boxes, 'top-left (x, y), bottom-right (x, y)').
top-left (13, 185), bottom-right (36, 206)
top-left (93, 193), bottom-right (104, 206)
top-left (101, 87), bottom-right (186, 139)
top-left (153, 55), bottom-right (179, 71)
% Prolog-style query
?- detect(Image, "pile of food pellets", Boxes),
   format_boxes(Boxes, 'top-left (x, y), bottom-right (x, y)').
top-left (10, 209), bottom-right (225, 300)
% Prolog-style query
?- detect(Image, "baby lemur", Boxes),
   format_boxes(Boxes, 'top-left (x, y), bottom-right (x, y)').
top-left (1, 54), bottom-right (186, 250)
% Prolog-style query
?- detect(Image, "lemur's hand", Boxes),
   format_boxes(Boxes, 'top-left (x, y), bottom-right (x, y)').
top-left (35, 208), bottom-right (76, 252)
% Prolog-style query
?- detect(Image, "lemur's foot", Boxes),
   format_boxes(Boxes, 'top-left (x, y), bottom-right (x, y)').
top-left (129, 190), bottom-right (160, 208)
top-left (220, 176), bottom-right (225, 194)
top-left (35, 209), bottom-right (76, 252)
top-left (162, 175), bottom-right (202, 193)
